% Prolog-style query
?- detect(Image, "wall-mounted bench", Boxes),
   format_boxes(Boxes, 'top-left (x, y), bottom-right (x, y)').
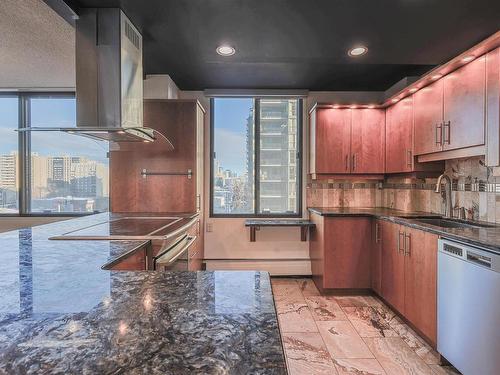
top-left (244, 220), bottom-right (315, 242)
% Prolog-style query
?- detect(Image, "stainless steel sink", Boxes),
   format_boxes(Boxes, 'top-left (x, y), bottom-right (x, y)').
top-left (412, 217), bottom-right (496, 229)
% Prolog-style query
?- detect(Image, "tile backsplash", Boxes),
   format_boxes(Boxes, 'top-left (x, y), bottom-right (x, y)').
top-left (306, 156), bottom-right (500, 223)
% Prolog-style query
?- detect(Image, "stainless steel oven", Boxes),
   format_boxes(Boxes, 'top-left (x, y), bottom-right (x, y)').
top-left (154, 235), bottom-right (196, 271)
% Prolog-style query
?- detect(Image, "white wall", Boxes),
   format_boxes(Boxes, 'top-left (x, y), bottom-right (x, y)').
top-left (144, 75), bottom-right (180, 99)
top-left (179, 90), bottom-right (311, 275)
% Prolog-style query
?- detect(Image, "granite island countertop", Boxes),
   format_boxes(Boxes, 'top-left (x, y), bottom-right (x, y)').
top-left (0, 214), bottom-right (286, 374)
top-left (309, 207), bottom-right (500, 254)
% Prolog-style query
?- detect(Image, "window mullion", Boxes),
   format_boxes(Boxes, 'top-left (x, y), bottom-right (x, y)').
top-left (254, 98), bottom-right (260, 215)
top-left (18, 95), bottom-right (31, 214)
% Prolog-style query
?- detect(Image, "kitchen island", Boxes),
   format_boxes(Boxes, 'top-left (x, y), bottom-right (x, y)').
top-left (0, 215), bottom-right (286, 374)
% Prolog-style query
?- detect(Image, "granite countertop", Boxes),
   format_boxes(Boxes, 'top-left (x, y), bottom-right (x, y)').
top-left (309, 207), bottom-right (500, 254)
top-left (0, 215), bottom-right (286, 374)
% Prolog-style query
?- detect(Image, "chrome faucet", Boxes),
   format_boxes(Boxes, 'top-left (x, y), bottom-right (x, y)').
top-left (435, 174), bottom-right (453, 218)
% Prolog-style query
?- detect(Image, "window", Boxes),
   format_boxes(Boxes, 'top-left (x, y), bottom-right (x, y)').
top-left (210, 97), bottom-right (302, 217)
top-left (0, 96), bottom-right (19, 213)
top-left (0, 93), bottom-right (109, 215)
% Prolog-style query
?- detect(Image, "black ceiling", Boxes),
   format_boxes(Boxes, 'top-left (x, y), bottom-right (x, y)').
top-left (67, 0), bottom-right (500, 91)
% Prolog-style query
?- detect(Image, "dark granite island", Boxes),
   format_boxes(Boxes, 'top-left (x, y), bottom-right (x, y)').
top-left (0, 215), bottom-right (286, 374)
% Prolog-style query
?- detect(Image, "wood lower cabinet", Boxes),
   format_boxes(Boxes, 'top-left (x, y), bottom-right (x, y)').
top-left (378, 220), bottom-right (438, 346)
top-left (403, 227), bottom-right (438, 345)
top-left (310, 214), bottom-right (371, 292)
top-left (380, 220), bottom-right (406, 313)
top-left (371, 220), bottom-right (382, 294)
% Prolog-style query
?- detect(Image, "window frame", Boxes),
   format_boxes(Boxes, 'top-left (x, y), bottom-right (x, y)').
top-left (209, 97), bottom-right (303, 218)
top-left (0, 91), bottom-right (103, 217)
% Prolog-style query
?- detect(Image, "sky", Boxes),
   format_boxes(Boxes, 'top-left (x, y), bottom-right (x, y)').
top-left (213, 98), bottom-right (253, 175)
top-left (0, 97), bottom-right (109, 164)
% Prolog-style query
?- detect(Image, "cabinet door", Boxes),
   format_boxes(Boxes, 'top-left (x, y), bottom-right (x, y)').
top-left (414, 79), bottom-right (444, 155)
top-left (371, 220), bottom-right (382, 294)
top-left (313, 108), bottom-right (352, 174)
top-left (404, 228), bottom-right (438, 345)
top-left (380, 221), bottom-right (405, 313)
top-left (386, 97), bottom-right (413, 173)
top-left (323, 217), bottom-right (371, 289)
top-left (443, 56), bottom-right (486, 151)
top-left (351, 109), bottom-right (385, 173)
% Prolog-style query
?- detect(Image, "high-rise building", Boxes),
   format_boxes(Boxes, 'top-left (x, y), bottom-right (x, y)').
top-left (248, 99), bottom-right (298, 214)
top-left (0, 152), bottom-right (19, 209)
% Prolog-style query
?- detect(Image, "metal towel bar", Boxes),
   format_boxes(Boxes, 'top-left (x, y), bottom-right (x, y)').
top-left (141, 168), bottom-right (192, 179)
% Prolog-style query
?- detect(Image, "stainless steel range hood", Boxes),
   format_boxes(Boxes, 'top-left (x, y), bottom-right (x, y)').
top-left (21, 8), bottom-right (172, 147)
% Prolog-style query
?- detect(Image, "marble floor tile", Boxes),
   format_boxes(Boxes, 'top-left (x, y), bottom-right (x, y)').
top-left (282, 332), bottom-right (338, 375)
top-left (272, 282), bottom-right (306, 305)
top-left (317, 321), bottom-right (374, 359)
top-left (334, 295), bottom-right (382, 308)
top-left (277, 302), bottom-right (318, 333)
top-left (334, 358), bottom-right (386, 375)
top-left (429, 365), bottom-right (462, 375)
top-left (306, 296), bottom-right (348, 321)
top-left (364, 337), bottom-right (434, 375)
top-left (296, 278), bottom-right (321, 296)
top-left (391, 324), bottom-right (440, 365)
top-left (343, 307), bottom-right (399, 338)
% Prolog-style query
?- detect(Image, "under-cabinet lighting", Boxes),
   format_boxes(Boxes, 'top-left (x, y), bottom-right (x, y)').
top-left (461, 55), bottom-right (475, 63)
top-left (409, 87), bottom-right (418, 93)
top-left (391, 98), bottom-right (399, 103)
top-left (431, 74), bottom-right (442, 80)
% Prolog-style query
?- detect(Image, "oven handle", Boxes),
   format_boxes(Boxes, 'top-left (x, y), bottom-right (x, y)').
top-left (164, 216), bottom-right (199, 240)
top-left (156, 235), bottom-right (196, 265)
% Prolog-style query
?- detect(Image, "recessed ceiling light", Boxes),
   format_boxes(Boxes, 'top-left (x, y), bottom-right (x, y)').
top-left (409, 87), bottom-right (418, 93)
top-left (216, 45), bottom-right (236, 56)
top-left (348, 46), bottom-right (368, 57)
top-left (461, 55), bottom-right (475, 63)
top-left (431, 74), bottom-right (442, 80)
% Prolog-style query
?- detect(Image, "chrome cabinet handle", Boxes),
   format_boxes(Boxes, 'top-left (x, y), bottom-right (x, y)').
top-left (375, 223), bottom-right (380, 243)
top-left (345, 154), bottom-right (349, 171)
top-left (404, 232), bottom-right (411, 256)
top-left (397, 231), bottom-right (404, 253)
top-left (443, 121), bottom-right (451, 145)
top-left (435, 123), bottom-right (442, 146)
top-left (352, 154), bottom-right (356, 171)
top-left (196, 194), bottom-right (201, 211)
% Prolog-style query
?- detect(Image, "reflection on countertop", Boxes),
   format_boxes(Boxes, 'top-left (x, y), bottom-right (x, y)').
top-left (0, 214), bottom-right (286, 374)
top-left (309, 206), bottom-right (500, 254)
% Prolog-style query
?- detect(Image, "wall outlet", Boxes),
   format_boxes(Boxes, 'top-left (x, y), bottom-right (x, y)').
top-left (206, 222), bottom-right (213, 232)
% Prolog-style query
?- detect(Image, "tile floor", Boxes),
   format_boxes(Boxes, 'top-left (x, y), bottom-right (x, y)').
top-left (271, 278), bottom-right (461, 375)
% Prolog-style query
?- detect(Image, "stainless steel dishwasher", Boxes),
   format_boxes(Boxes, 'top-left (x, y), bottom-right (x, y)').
top-left (438, 238), bottom-right (500, 375)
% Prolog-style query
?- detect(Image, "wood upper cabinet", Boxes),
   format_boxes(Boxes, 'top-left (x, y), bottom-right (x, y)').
top-left (310, 107), bottom-right (351, 174)
top-left (310, 106), bottom-right (385, 175)
top-left (414, 55), bottom-right (486, 157)
top-left (386, 97), bottom-right (413, 173)
top-left (351, 109), bottom-right (385, 173)
top-left (443, 55), bottom-right (486, 151)
top-left (414, 79), bottom-right (444, 155)
top-left (404, 227), bottom-right (438, 345)
top-left (309, 214), bottom-right (372, 292)
top-left (380, 220), bottom-right (405, 313)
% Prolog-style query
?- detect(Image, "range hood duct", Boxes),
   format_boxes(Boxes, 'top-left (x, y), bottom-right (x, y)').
top-left (21, 8), bottom-right (172, 147)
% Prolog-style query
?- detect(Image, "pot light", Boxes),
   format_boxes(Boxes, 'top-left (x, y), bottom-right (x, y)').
top-left (462, 55), bottom-right (475, 63)
top-left (216, 45), bottom-right (236, 56)
top-left (431, 74), bottom-right (442, 80)
top-left (348, 46), bottom-right (368, 57)
top-left (409, 87), bottom-right (418, 93)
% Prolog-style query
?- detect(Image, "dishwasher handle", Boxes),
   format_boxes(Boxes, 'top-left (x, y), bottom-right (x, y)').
top-left (467, 251), bottom-right (492, 269)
